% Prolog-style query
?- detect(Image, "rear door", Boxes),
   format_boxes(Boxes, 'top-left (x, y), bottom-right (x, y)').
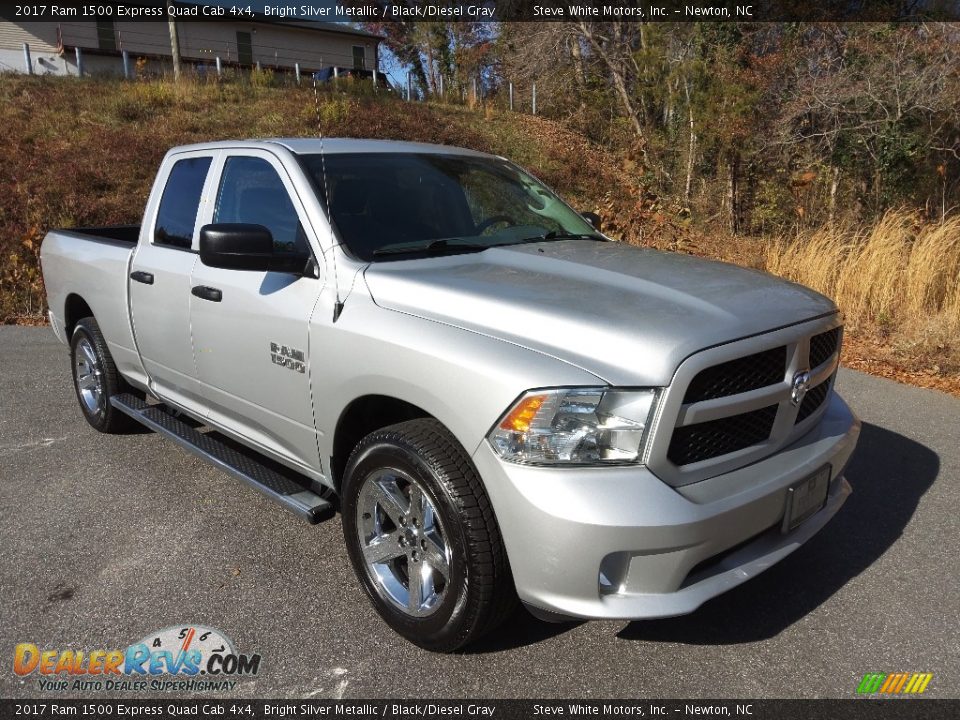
top-left (130, 151), bottom-right (218, 414)
top-left (188, 149), bottom-right (324, 471)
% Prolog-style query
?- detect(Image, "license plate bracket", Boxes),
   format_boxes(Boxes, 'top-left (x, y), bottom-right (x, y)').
top-left (782, 464), bottom-right (831, 533)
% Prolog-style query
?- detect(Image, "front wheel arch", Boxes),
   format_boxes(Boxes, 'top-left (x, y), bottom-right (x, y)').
top-left (331, 394), bottom-right (433, 493)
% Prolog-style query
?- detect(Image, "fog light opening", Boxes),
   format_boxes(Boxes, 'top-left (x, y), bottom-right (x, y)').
top-left (598, 552), bottom-right (631, 596)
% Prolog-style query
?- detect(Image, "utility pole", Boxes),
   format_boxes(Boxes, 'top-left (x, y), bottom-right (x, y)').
top-left (166, 0), bottom-right (181, 82)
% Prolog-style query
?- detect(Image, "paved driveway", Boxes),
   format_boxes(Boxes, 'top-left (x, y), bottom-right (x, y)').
top-left (1, 326), bottom-right (957, 698)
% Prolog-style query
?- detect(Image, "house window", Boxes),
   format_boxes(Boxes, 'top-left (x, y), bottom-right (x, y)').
top-left (236, 31), bottom-right (253, 66)
top-left (96, 20), bottom-right (116, 52)
top-left (352, 45), bottom-right (365, 70)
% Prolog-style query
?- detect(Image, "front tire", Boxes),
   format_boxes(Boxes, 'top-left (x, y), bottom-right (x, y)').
top-left (341, 419), bottom-right (516, 652)
top-left (70, 317), bottom-right (136, 433)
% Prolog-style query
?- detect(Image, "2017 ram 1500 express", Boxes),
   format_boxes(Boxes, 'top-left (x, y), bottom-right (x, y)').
top-left (41, 139), bottom-right (861, 651)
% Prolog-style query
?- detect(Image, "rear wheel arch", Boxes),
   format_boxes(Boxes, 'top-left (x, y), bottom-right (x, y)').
top-left (64, 294), bottom-right (93, 339)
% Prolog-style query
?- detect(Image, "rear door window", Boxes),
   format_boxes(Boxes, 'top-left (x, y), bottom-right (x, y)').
top-left (154, 157), bottom-right (212, 249)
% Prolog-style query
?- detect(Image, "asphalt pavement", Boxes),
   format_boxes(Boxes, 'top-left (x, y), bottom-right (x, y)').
top-left (1, 326), bottom-right (958, 699)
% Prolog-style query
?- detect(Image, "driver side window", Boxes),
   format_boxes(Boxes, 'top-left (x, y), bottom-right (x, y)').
top-left (214, 156), bottom-right (310, 255)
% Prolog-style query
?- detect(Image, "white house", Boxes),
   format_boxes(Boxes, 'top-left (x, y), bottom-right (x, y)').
top-left (0, 5), bottom-right (382, 78)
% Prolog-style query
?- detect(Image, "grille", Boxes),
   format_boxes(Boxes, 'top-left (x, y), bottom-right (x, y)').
top-left (683, 346), bottom-right (787, 403)
top-left (809, 328), bottom-right (841, 369)
top-left (795, 376), bottom-right (832, 423)
top-left (668, 405), bottom-right (778, 466)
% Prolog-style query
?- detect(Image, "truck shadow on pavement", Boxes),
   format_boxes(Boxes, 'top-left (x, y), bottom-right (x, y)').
top-left (615, 421), bottom-right (939, 645)
top-left (467, 607), bottom-right (585, 653)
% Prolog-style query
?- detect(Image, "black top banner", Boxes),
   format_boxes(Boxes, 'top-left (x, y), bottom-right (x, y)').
top-left (2, 0), bottom-right (960, 23)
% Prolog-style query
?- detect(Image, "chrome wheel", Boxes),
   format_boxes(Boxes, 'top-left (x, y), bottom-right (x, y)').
top-left (74, 336), bottom-right (104, 415)
top-left (356, 469), bottom-right (451, 618)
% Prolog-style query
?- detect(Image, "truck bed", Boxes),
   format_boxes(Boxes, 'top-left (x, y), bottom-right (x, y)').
top-left (52, 225), bottom-right (140, 245)
top-left (40, 226), bottom-right (143, 385)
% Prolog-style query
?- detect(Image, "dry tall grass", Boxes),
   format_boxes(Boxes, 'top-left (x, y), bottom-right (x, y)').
top-left (766, 210), bottom-right (960, 384)
top-left (766, 210), bottom-right (960, 334)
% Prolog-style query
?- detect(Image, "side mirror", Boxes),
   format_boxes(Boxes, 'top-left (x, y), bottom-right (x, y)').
top-left (199, 224), bottom-right (309, 274)
top-left (581, 211), bottom-right (602, 230)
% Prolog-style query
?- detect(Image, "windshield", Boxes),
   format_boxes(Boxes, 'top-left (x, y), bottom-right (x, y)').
top-left (299, 152), bottom-right (598, 261)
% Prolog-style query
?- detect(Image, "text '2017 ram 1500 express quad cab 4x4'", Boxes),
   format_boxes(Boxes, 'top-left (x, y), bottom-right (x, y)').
top-left (41, 139), bottom-right (861, 651)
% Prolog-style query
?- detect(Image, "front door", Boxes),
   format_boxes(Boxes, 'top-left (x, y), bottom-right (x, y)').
top-left (189, 150), bottom-right (324, 472)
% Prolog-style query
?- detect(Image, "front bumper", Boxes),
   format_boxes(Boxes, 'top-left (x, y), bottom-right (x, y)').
top-left (471, 393), bottom-right (861, 621)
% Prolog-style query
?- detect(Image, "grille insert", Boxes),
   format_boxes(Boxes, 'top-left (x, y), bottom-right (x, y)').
top-left (796, 376), bottom-right (832, 423)
top-left (668, 405), bottom-right (778, 466)
top-left (809, 328), bottom-right (841, 369)
top-left (683, 346), bottom-right (787, 404)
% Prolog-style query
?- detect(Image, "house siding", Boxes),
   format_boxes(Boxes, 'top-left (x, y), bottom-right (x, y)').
top-left (0, 22), bottom-right (64, 74)
top-left (0, 20), bottom-right (377, 75)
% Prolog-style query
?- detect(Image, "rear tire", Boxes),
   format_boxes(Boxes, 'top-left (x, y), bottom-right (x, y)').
top-left (70, 317), bottom-right (136, 434)
top-left (341, 419), bottom-right (517, 652)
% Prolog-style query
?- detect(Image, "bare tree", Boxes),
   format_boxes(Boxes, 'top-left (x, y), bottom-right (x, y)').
top-left (780, 23), bottom-right (960, 218)
top-left (573, 21), bottom-right (649, 162)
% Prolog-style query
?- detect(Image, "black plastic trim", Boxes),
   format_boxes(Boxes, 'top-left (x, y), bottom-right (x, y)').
top-left (130, 271), bottom-right (154, 285)
top-left (51, 226), bottom-right (140, 248)
top-left (191, 285), bottom-right (223, 302)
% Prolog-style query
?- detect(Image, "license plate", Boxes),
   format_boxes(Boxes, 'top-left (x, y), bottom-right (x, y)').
top-left (782, 465), bottom-right (831, 533)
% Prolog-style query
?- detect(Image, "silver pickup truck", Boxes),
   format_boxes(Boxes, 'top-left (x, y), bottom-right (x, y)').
top-left (41, 139), bottom-right (860, 651)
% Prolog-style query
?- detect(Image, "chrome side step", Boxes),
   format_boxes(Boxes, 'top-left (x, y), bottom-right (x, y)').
top-left (110, 393), bottom-right (333, 524)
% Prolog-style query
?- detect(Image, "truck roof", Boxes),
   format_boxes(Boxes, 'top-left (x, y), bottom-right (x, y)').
top-left (168, 138), bottom-right (494, 158)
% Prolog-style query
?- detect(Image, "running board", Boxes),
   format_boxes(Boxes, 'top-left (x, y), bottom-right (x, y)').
top-left (110, 393), bottom-right (333, 524)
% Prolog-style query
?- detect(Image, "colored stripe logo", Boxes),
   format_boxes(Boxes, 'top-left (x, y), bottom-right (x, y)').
top-left (857, 673), bottom-right (933, 694)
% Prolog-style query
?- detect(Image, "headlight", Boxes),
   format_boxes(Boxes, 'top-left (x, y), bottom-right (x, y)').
top-left (488, 388), bottom-right (658, 465)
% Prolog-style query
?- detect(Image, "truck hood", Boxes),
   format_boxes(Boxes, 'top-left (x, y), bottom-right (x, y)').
top-left (363, 240), bottom-right (836, 386)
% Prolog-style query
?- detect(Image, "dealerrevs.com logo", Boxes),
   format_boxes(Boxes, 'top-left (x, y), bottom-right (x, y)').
top-left (13, 625), bottom-right (261, 693)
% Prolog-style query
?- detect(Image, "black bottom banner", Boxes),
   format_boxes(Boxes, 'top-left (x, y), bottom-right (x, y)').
top-left (2, 699), bottom-right (959, 720)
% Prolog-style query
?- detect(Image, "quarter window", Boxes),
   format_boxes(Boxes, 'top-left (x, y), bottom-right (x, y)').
top-left (154, 157), bottom-right (212, 249)
top-left (214, 157), bottom-right (309, 255)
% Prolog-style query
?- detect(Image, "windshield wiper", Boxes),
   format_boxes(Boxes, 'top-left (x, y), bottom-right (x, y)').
top-left (372, 238), bottom-right (488, 257)
top-left (508, 230), bottom-right (608, 246)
